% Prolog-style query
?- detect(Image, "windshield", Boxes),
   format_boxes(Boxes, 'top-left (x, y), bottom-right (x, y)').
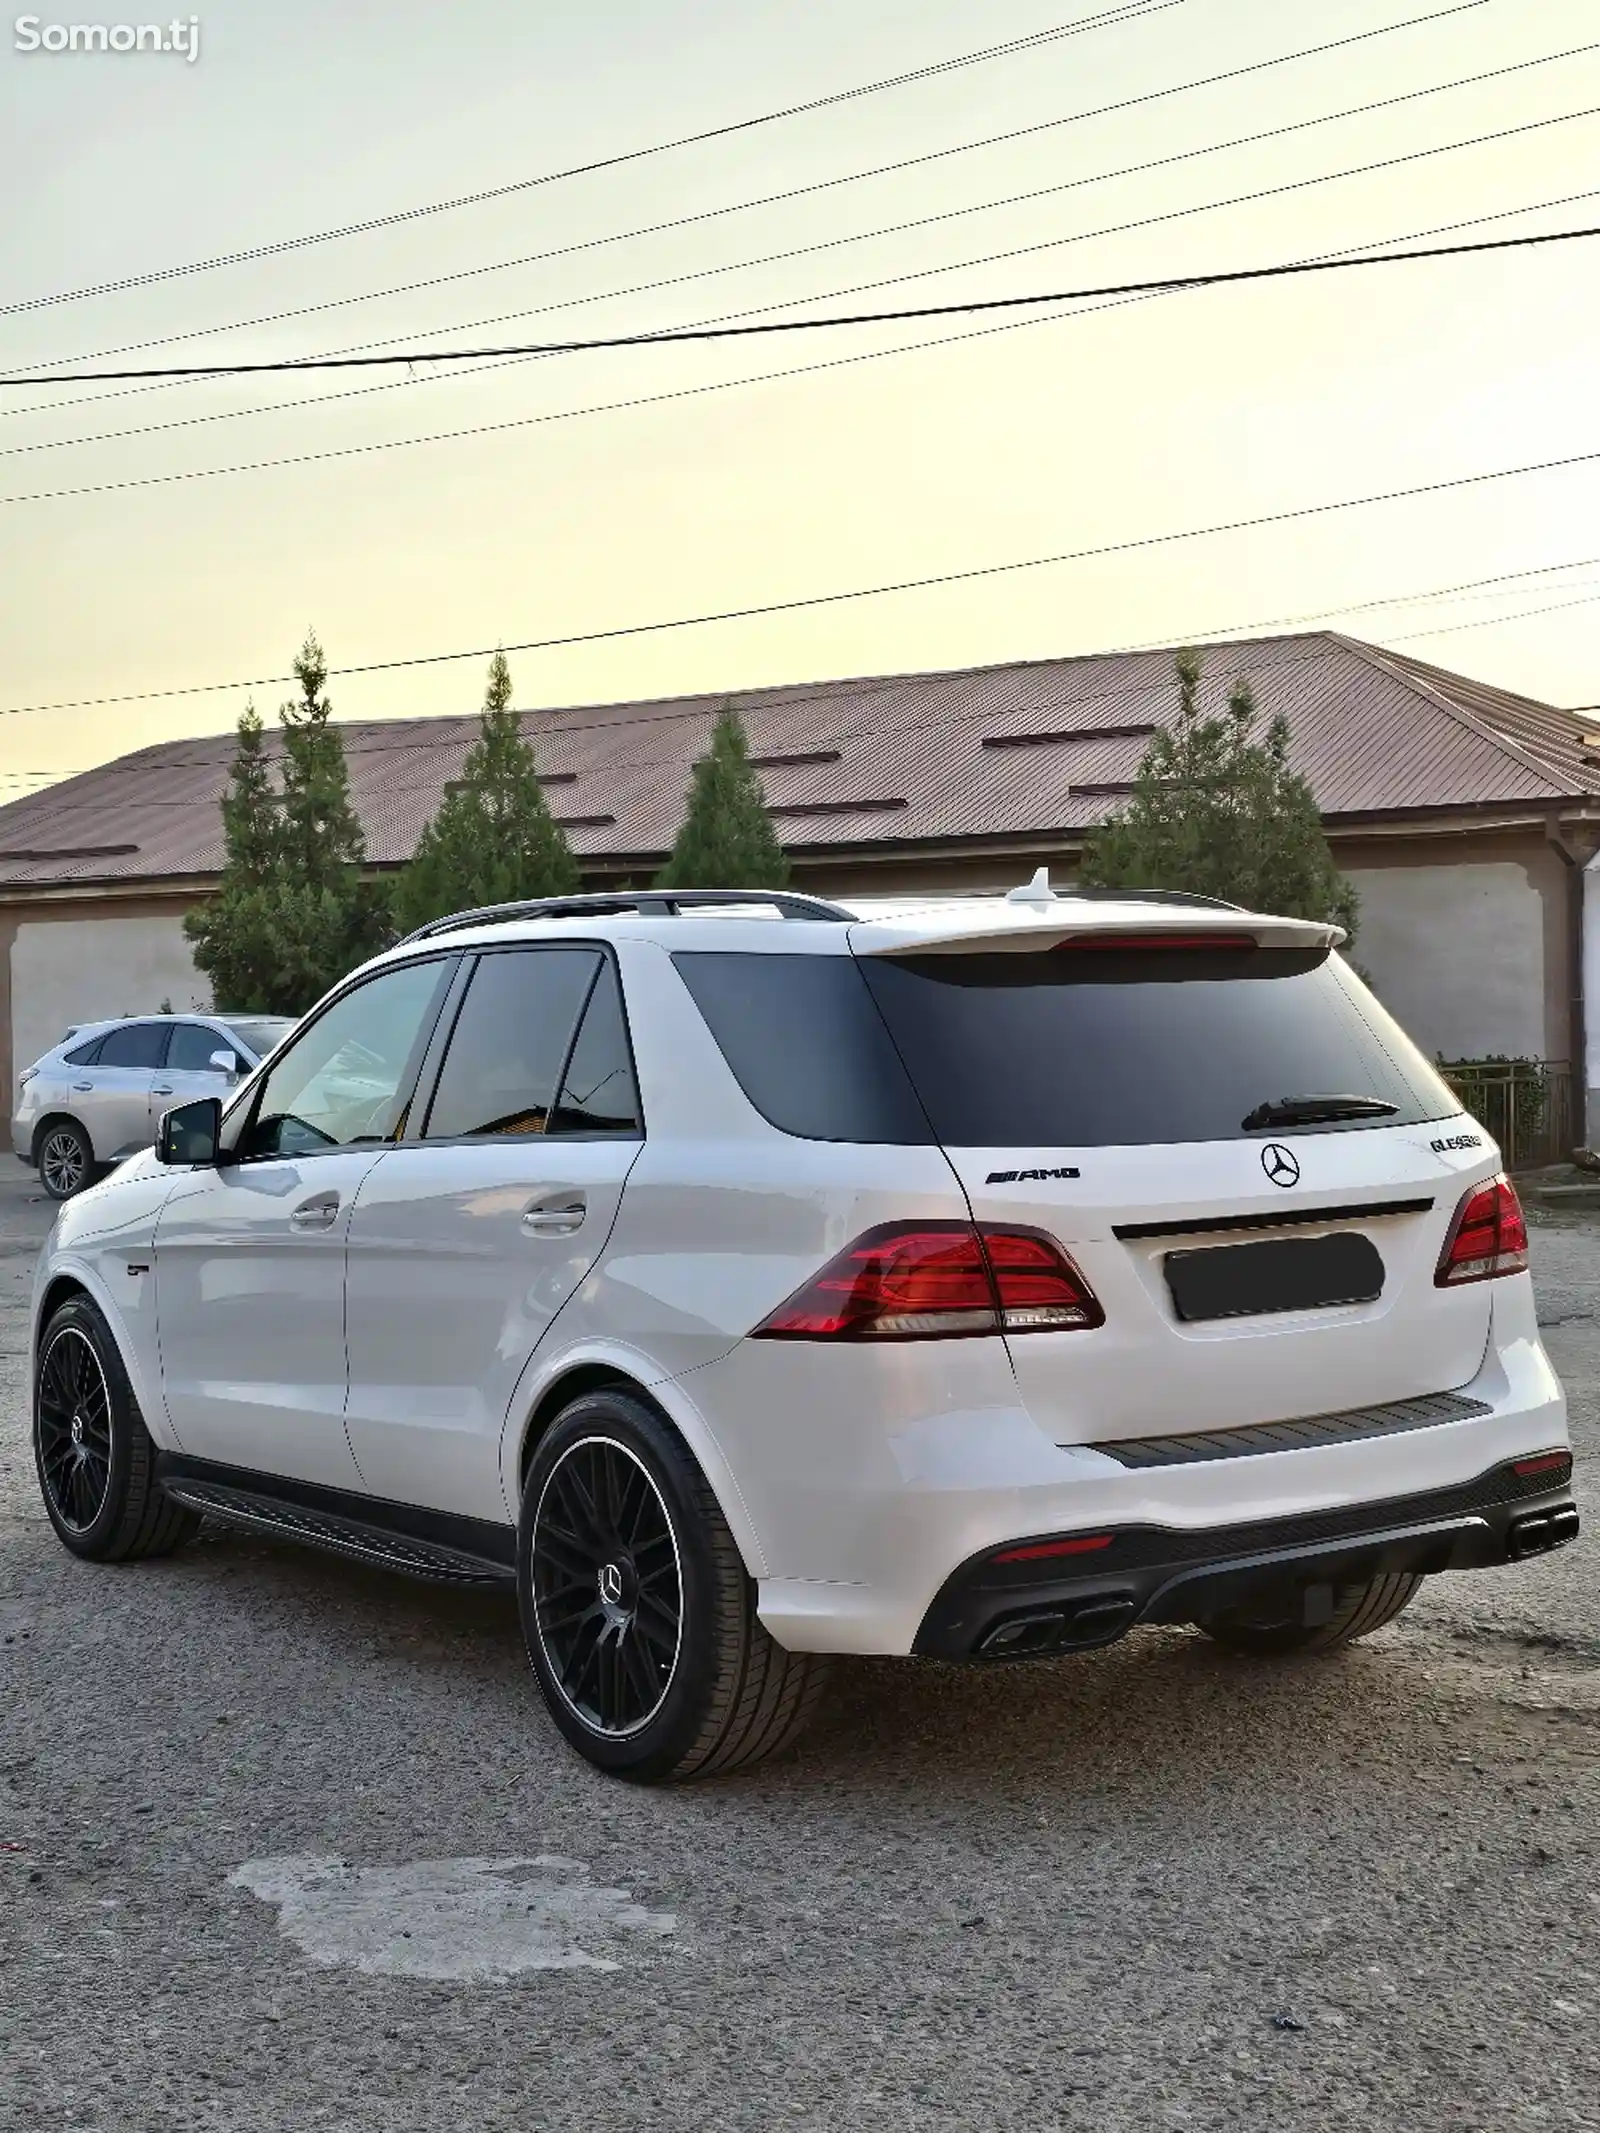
top-left (857, 946), bottom-right (1458, 1148)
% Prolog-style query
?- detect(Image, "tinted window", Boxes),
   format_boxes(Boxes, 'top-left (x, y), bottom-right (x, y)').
top-left (168, 1023), bottom-right (236, 1073)
top-left (95, 1022), bottom-right (168, 1070)
top-left (241, 959), bottom-right (449, 1159)
top-left (425, 949), bottom-right (598, 1140)
top-left (672, 952), bottom-right (932, 1143)
top-left (550, 961), bottom-right (642, 1135)
top-left (858, 948), bottom-right (1457, 1148)
top-left (63, 1036), bottom-right (104, 1066)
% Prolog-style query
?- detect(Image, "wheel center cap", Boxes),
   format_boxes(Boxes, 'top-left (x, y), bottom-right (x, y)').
top-left (598, 1561), bottom-right (625, 1608)
top-left (70, 1413), bottom-right (86, 1447)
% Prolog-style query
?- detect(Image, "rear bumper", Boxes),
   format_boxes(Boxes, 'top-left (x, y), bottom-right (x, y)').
top-left (912, 1459), bottom-right (1578, 1658)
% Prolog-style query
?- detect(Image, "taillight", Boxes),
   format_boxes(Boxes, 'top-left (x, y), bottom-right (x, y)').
top-left (1435, 1173), bottom-right (1529, 1286)
top-left (752, 1221), bottom-right (1103, 1340)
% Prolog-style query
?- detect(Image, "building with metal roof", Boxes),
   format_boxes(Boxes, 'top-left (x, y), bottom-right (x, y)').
top-left (4, 630), bottom-right (1599, 1144)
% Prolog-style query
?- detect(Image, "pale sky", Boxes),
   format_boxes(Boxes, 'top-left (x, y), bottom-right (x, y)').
top-left (2, 0), bottom-right (1599, 800)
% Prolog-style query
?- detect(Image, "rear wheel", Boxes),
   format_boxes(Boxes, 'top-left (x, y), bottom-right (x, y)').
top-left (518, 1389), bottom-right (830, 1782)
top-left (34, 1295), bottom-right (198, 1561)
top-left (37, 1121), bottom-right (93, 1201)
top-left (1195, 1571), bottom-right (1423, 1657)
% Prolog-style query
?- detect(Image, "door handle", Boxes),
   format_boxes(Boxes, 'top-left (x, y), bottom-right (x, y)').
top-left (289, 1192), bottom-right (341, 1233)
top-left (151, 1084), bottom-right (174, 1096)
top-left (522, 1192), bottom-right (586, 1236)
top-left (72, 1081), bottom-right (93, 1093)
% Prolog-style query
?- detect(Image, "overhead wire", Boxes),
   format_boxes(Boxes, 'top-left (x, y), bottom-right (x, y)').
top-left (0, 1), bottom-right (1178, 316)
top-left (7, 440), bottom-right (1600, 716)
top-left (10, 0), bottom-right (1491, 377)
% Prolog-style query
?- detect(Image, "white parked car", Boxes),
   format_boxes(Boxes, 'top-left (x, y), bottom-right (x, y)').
top-left (30, 884), bottom-right (1576, 1782)
top-left (14, 1012), bottom-right (295, 1199)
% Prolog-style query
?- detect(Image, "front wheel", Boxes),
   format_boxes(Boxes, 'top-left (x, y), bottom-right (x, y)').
top-left (1195, 1571), bottom-right (1423, 1657)
top-left (34, 1295), bottom-right (198, 1561)
top-left (518, 1390), bottom-right (830, 1782)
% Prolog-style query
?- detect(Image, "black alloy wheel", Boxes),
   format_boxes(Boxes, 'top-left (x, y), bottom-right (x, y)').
top-left (32, 1295), bottom-right (198, 1563)
top-left (36, 1324), bottom-right (113, 1532)
top-left (518, 1389), bottom-right (831, 1783)
top-left (531, 1433), bottom-right (683, 1739)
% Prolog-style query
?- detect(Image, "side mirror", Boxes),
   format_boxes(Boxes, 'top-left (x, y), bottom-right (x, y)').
top-left (158, 1096), bottom-right (222, 1168)
top-left (209, 1048), bottom-right (240, 1077)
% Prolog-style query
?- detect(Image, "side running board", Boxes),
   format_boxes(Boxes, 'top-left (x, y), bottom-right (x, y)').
top-left (157, 1461), bottom-right (516, 1589)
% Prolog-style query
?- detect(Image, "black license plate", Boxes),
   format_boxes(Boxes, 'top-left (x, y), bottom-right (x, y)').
top-left (1164, 1231), bottom-right (1384, 1322)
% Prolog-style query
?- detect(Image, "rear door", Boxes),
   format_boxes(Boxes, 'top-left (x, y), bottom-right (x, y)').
top-left (854, 936), bottom-right (1494, 1447)
top-left (78, 1019), bottom-right (169, 1159)
top-left (342, 945), bottom-right (645, 1520)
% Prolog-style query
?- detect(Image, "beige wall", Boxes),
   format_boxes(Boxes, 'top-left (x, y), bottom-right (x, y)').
top-left (11, 907), bottom-right (210, 1083)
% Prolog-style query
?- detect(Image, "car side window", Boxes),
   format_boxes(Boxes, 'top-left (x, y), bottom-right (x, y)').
top-left (95, 1022), bottom-right (170, 1070)
top-left (424, 949), bottom-right (599, 1140)
top-left (550, 960), bottom-right (642, 1135)
top-left (168, 1023), bottom-right (235, 1074)
top-left (238, 960), bottom-right (450, 1161)
top-left (63, 1036), bottom-right (104, 1067)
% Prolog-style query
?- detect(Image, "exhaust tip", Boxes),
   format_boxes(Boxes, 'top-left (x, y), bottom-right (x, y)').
top-left (975, 1594), bottom-right (1137, 1658)
top-left (1507, 1505), bottom-right (1581, 1562)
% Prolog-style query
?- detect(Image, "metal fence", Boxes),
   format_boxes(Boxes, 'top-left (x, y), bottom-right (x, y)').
top-left (1438, 1058), bottom-right (1574, 1171)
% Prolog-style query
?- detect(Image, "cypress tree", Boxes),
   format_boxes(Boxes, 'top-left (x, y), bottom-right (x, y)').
top-left (1080, 651), bottom-right (1358, 937)
top-left (393, 652), bottom-right (579, 935)
top-left (656, 705), bottom-right (789, 890)
top-left (184, 634), bottom-right (390, 1017)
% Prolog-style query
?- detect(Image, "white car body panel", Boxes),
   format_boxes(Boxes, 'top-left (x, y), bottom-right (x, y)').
top-left (343, 1137), bottom-right (644, 1520)
top-left (150, 1151), bottom-right (383, 1488)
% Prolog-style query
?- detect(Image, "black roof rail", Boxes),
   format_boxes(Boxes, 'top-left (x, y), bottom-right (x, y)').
top-left (395, 887), bottom-right (855, 945)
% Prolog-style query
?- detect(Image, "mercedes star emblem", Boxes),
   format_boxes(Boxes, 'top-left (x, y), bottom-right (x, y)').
top-left (1261, 1143), bottom-right (1301, 1188)
top-left (598, 1561), bottom-right (624, 1606)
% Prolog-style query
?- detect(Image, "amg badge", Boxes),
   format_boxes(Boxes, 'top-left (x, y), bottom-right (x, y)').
top-left (986, 1166), bottom-right (1082, 1183)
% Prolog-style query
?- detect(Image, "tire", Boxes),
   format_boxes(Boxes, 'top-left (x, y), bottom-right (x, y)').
top-left (33, 1295), bottom-right (199, 1562)
top-left (518, 1389), bottom-right (831, 1783)
top-left (37, 1120), bottom-right (94, 1201)
top-left (1195, 1571), bottom-right (1423, 1657)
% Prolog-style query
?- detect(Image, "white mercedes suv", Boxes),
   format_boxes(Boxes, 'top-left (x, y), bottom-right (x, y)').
top-left (30, 882), bottom-right (1577, 1781)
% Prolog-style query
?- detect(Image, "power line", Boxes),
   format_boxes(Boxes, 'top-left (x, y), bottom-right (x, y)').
top-left (7, 442), bottom-right (1600, 717)
top-left (7, 220), bottom-right (1597, 393)
top-left (12, 2), bottom-right (1489, 377)
top-left (1391, 589), bottom-right (1600, 641)
top-left (1108, 555), bottom-right (1600, 649)
top-left (10, 105), bottom-right (1597, 509)
top-left (50, 34), bottom-right (1585, 392)
top-left (0, 2), bottom-right (1176, 318)
top-left (11, 157), bottom-right (1595, 468)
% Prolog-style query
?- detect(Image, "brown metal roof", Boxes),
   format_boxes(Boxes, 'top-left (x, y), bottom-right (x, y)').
top-left (1, 631), bottom-right (1596, 893)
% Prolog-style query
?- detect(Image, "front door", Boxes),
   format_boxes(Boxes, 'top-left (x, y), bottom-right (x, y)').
top-left (151, 1020), bottom-right (248, 1131)
top-left (153, 956), bottom-right (455, 1487)
top-left (344, 946), bottom-right (645, 1521)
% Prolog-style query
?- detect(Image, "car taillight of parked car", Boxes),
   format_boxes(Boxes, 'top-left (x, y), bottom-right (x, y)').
top-left (752, 1220), bottom-right (1103, 1339)
top-left (1435, 1173), bottom-right (1529, 1286)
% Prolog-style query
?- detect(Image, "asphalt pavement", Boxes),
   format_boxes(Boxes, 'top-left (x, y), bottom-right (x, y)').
top-left (2, 1162), bottom-right (1596, 2133)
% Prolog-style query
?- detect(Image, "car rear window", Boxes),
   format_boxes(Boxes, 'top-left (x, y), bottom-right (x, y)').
top-left (672, 951), bottom-right (933, 1143)
top-left (858, 946), bottom-right (1458, 1147)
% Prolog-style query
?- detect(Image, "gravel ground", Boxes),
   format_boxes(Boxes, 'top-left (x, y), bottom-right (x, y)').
top-left (1, 1166), bottom-right (1596, 2133)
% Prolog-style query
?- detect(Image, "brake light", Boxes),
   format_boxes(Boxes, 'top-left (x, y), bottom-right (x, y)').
top-left (1052, 933), bottom-right (1258, 953)
top-left (1435, 1174), bottom-right (1528, 1285)
top-left (752, 1221), bottom-right (1103, 1339)
top-left (991, 1534), bottom-right (1113, 1564)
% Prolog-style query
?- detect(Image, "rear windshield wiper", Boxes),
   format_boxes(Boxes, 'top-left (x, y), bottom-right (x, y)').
top-left (1241, 1094), bottom-right (1400, 1131)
